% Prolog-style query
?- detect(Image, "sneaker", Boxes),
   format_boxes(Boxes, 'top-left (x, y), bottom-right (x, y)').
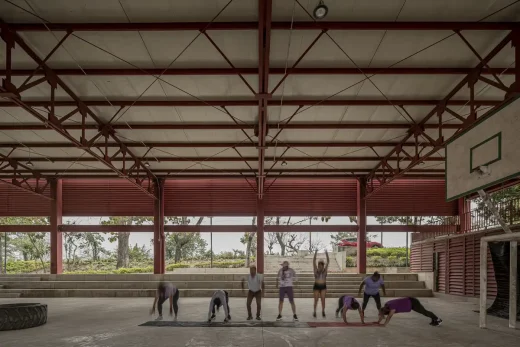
top-left (313, 312), bottom-right (316, 318)
top-left (293, 314), bottom-right (299, 322)
top-left (322, 311), bottom-right (326, 318)
top-left (335, 311), bottom-right (339, 318)
top-left (247, 316), bottom-right (253, 321)
top-left (256, 315), bottom-right (261, 321)
top-left (436, 318), bottom-right (443, 326)
top-left (276, 314), bottom-right (282, 321)
top-left (210, 314), bottom-right (216, 320)
top-left (174, 316), bottom-right (178, 321)
top-left (155, 316), bottom-right (163, 321)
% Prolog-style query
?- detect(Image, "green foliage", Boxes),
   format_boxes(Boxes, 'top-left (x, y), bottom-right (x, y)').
top-left (6, 260), bottom-right (48, 273)
top-left (345, 256), bottom-right (356, 267)
top-left (129, 243), bottom-right (151, 262)
top-left (367, 247), bottom-right (407, 258)
top-left (166, 263), bottom-right (190, 271)
top-left (193, 260), bottom-right (245, 268)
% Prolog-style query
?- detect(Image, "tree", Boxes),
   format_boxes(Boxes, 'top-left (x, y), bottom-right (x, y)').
top-left (265, 232), bottom-right (277, 255)
top-left (240, 217), bottom-right (256, 267)
top-left (102, 216), bottom-right (151, 268)
top-left (473, 185), bottom-right (520, 225)
top-left (83, 232), bottom-right (106, 261)
top-left (165, 217), bottom-right (207, 263)
top-left (63, 232), bottom-right (84, 271)
top-left (129, 243), bottom-right (151, 262)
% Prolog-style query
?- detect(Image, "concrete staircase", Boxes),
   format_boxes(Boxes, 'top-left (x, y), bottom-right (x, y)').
top-left (265, 253), bottom-right (341, 273)
top-left (0, 273), bottom-right (432, 298)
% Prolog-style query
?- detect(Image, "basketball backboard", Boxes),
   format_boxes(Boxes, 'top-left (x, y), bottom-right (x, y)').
top-left (445, 96), bottom-right (520, 201)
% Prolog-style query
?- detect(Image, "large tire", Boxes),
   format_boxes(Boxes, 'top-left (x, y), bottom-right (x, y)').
top-left (0, 303), bottom-right (47, 331)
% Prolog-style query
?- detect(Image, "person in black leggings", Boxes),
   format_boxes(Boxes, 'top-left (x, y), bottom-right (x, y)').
top-left (378, 297), bottom-right (442, 326)
top-left (358, 271), bottom-right (386, 313)
top-left (150, 282), bottom-right (180, 321)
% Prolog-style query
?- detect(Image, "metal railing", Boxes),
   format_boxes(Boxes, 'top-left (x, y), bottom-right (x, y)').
top-left (412, 197), bottom-right (520, 242)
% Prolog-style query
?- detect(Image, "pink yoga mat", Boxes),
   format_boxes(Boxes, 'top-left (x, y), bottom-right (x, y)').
top-left (307, 322), bottom-right (382, 328)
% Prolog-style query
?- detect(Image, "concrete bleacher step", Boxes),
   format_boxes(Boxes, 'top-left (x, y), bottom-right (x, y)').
top-left (0, 273), bottom-right (431, 298)
top-left (0, 288), bottom-right (432, 298)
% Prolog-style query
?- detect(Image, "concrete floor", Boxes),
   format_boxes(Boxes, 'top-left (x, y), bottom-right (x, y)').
top-left (1, 297), bottom-right (519, 347)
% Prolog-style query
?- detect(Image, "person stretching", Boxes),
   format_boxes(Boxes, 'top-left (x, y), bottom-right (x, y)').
top-left (313, 249), bottom-right (330, 318)
top-left (241, 265), bottom-right (265, 320)
top-left (378, 297), bottom-right (442, 327)
top-left (358, 271), bottom-right (386, 314)
top-left (276, 260), bottom-right (298, 321)
top-left (150, 282), bottom-right (179, 321)
top-left (207, 290), bottom-right (231, 323)
top-left (335, 295), bottom-right (365, 324)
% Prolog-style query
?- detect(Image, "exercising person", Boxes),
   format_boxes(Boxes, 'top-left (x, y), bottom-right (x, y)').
top-left (313, 249), bottom-right (329, 318)
top-left (241, 265), bottom-right (265, 320)
top-left (358, 271), bottom-right (386, 313)
top-left (335, 295), bottom-right (365, 324)
top-left (276, 260), bottom-right (298, 321)
top-left (150, 282), bottom-right (179, 321)
top-left (207, 290), bottom-right (231, 323)
top-left (378, 297), bottom-right (442, 326)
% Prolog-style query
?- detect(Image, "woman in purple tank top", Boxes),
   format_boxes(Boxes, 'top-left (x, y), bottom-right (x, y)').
top-left (378, 297), bottom-right (442, 327)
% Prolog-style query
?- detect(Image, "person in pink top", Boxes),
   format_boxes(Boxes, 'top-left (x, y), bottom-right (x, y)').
top-left (335, 295), bottom-right (365, 325)
top-left (378, 297), bottom-right (442, 327)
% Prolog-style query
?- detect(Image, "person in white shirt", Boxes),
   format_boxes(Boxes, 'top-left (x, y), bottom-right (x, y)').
top-left (276, 260), bottom-right (298, 321)
top-left (241, 265), bottom-right (265, 320)
top-left (150, 282), bottom-right (179, 321)
top-left (207, 290), bottom-right (231, 323)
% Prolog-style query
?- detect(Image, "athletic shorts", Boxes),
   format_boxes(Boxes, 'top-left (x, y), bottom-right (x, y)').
top-left (313, 283), bottom-right (327, 291)
top-left (279, 286), bottom-right (294, 302)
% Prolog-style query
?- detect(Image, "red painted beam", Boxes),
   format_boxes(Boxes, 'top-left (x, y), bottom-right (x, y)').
top-left (9, 156), bottom-right (444, 163)
top-left (0, 169), bottom-right (445, 174)
top-left (8, 21), bottom-right (518, 31)
top-left (0, 141), bottom-right (451, 148)
top-left (0, 67), bottom-right (515, 76)
top-left (47, 224), bottom-right (459, 233)
top-left (50, 179), bottom-right (63, 274)
top-left (0, 122), bottom-right (463, 131)
top-left (0, 99), bottom-right (501, 107)
top-left (0, 174), bottom-right (446, 180)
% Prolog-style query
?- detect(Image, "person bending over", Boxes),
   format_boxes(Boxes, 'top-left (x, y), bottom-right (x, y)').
top-left (207, 290), bottom-right (231, 323)
top-left (241, 265), bottom-right (265, 320)
top-left (358, 271), bottom-right (386, 313)
top-left (378, 297), bottom-right (442, 327)
top-left (150, 282), bottom-right (179, 321)
top-left (335, 295), bottom-right (365, 325)
top-left (276, 261), bottom-right (298, 321)
top-left (313, 249), bottom-right (329, 318)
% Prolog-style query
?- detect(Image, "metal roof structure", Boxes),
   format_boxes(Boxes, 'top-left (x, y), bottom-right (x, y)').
top-left (0, 0), bottom-right (519, 199)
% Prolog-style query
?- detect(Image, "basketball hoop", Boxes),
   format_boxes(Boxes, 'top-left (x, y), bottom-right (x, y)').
top-left (472, 165), bottom-right (492, 179)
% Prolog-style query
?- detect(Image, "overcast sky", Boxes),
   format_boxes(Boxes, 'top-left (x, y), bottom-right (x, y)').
top-left (62, 216), bottom-right (413, 255)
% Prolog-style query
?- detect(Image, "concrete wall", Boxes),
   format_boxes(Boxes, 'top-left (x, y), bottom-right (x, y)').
top-left (417, 272), bottom-right (435, 291)
top-left (335, 251), bottom-right (346, 271)
top-left (342, 267), bottom-right (410, 274)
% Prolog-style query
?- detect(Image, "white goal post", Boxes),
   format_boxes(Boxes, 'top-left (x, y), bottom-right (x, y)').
top-left (480, 233), bottom-right (518, 329)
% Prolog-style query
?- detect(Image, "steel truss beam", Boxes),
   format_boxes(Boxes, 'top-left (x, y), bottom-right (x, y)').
top-left (0, 99), bottom-right (501, 107)
top-left (0, 168), bottom-right (444, 175)
top-left (0, 67), bottom-right (515, 77)
top-left (0, 174), bottom-right (445, 180)
top-left (256, 0), bottom-right (273, 199)
top-left (8, 21), bottom-right (518, 31)
top-left (7, 156), bottom-right (444, 163)
top-left (0, 150), bottom-right (52, 200)
top-left (0, 122), bottom-right (463, 131)
top-left (364, 32), bottom-right (519, 198)
top-left (0, 141), bottom-right (437, 148)
top-left (0, 24), bottom-right (157, 199)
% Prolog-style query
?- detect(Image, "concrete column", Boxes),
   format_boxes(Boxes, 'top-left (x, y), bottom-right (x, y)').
top-left (256, 198), bottom-right (265, 274)
top-left (154, 179), bottom-right (165, 274)
top-left (357, 178), bottom-right (367, 274)
top-left (50, 179), bottom-right (63, 274)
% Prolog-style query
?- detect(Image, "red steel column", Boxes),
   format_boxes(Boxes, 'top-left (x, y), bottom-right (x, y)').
top-left (50, 179), bottom-right (63, 274)
top-left (458, 197), bottom-right (471, 233)
top-left (154, 179), bottom-right (165, 274)
top-left (357, 178), bottom-right (367, 274)
top-left (256, 198), bottom-right (265, 274)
